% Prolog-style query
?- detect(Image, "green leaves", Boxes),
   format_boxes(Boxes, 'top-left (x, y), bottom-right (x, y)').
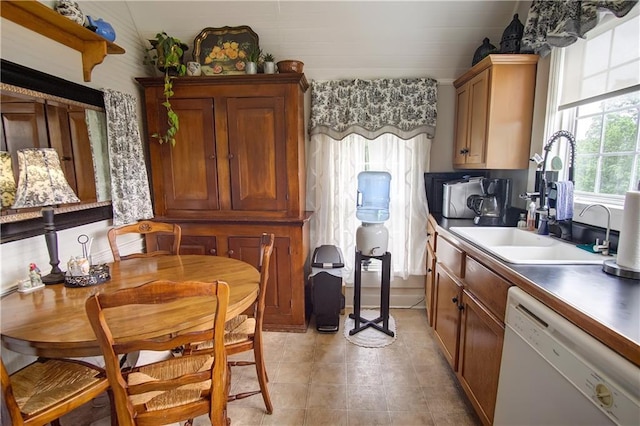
top-left (146, 33), bottom-right (188, 147)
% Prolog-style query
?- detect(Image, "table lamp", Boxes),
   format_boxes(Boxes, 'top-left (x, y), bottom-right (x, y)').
top-left (11, 148), bottom-right (80, 284)
top-left (0, 151), bottom-right (16, 209)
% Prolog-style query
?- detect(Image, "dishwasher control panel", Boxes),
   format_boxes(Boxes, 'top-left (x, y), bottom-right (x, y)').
top-left (506, 287), bottom-right (640, 426)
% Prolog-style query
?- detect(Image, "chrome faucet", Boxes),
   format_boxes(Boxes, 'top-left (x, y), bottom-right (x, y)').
top-left (536, 130), bottom-right (577, 238)
top-left (578, 204), bottom-right (611, 255)
top-left (538, 130), bottom-right (577, 217)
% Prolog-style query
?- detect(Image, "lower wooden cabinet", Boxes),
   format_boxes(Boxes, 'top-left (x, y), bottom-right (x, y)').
top-left (458, 290), bottom-right (504, 426)
top-left (433, 264), bottom-right (463, 370)
top-left (152, 217), bottom-right (311, 331)
top-left (425, 244), bottom-right (436, 325)
top-left (430, 220), bottom-right (510, 426)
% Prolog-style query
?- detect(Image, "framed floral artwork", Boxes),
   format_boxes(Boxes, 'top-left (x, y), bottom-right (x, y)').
top-left (193, 26), bottom-right (260, 75)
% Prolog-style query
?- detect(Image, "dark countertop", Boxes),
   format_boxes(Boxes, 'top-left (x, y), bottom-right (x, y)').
top-left (433, 215), bottom-right (640, 365)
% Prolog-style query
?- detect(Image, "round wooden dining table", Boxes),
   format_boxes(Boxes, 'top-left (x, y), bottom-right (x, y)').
top-left (0, 255), bottom-right (260, 358)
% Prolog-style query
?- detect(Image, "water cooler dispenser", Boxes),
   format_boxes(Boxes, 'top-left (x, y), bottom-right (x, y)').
top-left (355, 171), bottom-right (391, 256)
top-left (350, 171), bottom-right (395, 337)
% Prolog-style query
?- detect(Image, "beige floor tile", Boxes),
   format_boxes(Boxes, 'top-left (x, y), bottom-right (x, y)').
top-left (260, 408), bottom-right (306, 425)
top-left (346, 384), bottom-right (388, 411)
top-left (310, 362), bottom-right (347, 384)
top-left (304, 408), bottom-right (348, 426)
top-left (385, 384), bottom-right (429, 412)
top-left (389, 410), bottom-right (436, 426)
top-left (226, 404), bottom-right (265, 426)
top-left (381, 364), bottom-right (420, 387)
top-left (315, 342), bottom-right (347, 363)
top-left (275, 361), bottom-right (313, 383)
top-left (270, 382), bottom-right (310, 409)
top-left (430, 409), bottom-right (481, 426)
top-left (282, 344), bottom-right (316, 363)
top-left (346, 362), bottom-right (384, 386)
top-left (346, 344), bottom-right (380, 364)
top-left (348, 410), bottom-right (391, 425)
top-left (307, 383), bottom-right (347, 409)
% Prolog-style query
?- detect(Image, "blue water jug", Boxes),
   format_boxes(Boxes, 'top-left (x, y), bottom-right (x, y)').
top-left (356, 171), bottom-right (391, 223)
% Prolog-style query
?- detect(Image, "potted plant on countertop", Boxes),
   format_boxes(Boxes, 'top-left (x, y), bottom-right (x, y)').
top-left (263, 53), bottom-right (276, 74)
top-left (245, 45), bottom-right (262, 75)
top-left (144, 32), bottom-right (188, 146)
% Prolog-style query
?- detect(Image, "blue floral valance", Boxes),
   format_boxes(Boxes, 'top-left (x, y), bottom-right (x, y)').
top-left (522, 0), bottom-right (638, 57)
top-left (309, 78), bottom-right (437, 141)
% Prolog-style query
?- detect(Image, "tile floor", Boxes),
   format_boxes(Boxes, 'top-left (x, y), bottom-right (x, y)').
top-left (60, 308), bottom-right (480, 426)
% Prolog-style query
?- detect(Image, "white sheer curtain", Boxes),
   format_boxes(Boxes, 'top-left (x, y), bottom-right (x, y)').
top-left (307, 133), bottom-right (431, 281)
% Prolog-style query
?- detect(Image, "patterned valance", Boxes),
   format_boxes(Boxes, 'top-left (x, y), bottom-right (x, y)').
top-left (522, 0), bottom-right (638, 57)
top-left (309, 78), bottom-right (437, 140)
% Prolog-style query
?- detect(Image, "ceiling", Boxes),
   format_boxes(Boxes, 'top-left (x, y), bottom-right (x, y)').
top-left (124, 1), bottom-right (525, 81)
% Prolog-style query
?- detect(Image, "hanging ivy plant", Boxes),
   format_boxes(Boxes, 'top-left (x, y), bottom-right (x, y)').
top-left (144, 32), bottom-right (188, 146)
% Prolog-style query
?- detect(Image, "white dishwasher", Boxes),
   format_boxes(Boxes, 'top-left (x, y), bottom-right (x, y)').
top-left (494, 286), bottom-right (640, 426)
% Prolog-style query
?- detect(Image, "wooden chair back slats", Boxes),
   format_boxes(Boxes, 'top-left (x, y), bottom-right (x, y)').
top-left (107, 220), bottom-right (182, 261)
top-left (85, 279), bottom-right (230, 426)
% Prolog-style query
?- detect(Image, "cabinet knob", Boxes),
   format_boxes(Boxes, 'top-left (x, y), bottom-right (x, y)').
top-left (227, 154), bottom-right (234, 159)
top-left (427, 268), bottom-right (432, 273)
top-left (61, 156), bottom-right (72, 161)
top-left (458, 305), bottom-right (464, 311)
top-left (460, 148), bottom-right (469, 155)
top-left (209, 249), bottom-right (216, 255)
top-left (228, 249), bottom-right (234, 256)
top-left (451, 297), bottom-right (458, 304)
top-left (209, 154), bottom-right (216, 160)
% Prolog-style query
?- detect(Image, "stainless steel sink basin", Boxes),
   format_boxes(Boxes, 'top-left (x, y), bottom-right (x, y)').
top-left (449, 227), bottom-right (612, 265)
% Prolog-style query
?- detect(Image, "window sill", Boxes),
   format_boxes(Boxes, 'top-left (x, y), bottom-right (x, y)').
top-left (573, 199), bottom-right (623, 232)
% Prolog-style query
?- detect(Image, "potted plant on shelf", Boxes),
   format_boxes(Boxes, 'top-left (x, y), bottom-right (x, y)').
top-left (263, 53), bottom-right (276, 74)
top-left (245, 45), bottom-right (262, 74)
top-left (144, 32), bottom-right (188, 146)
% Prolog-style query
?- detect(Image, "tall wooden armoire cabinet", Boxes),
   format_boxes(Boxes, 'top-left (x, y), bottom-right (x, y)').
top-left (136, 74), bottom-right (312, 332)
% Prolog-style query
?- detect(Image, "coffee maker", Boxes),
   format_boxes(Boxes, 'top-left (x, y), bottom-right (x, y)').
top-left (466, 178), bottom-right (511, 226)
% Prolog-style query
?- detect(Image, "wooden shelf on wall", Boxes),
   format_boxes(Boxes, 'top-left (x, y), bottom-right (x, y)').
top-left (0, 0), bottom-right (125, 82)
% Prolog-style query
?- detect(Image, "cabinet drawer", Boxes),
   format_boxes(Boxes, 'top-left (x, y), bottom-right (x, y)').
top-left (464, 256), bottom-right (510, 322)
top-left (437, 236), bottom-right (464, 278)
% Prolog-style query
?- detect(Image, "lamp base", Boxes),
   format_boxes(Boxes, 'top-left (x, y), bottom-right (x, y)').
top-left (42, 271), bottom-right (66, 285)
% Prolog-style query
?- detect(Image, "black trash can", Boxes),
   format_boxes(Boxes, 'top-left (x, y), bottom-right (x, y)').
top-left (310, 245), bottom-right (345, 333)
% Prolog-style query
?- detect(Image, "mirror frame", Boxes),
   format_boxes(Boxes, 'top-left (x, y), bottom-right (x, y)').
top-left (0, 59), bottom-right (112, 243)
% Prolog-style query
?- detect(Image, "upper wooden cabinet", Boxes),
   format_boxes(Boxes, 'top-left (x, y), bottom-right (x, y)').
top-left (137, 74), bottom-right (308, 219)
top-left (453, 54), bottom-right (538, 170)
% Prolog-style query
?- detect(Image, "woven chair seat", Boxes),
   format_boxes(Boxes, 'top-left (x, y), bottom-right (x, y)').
top-left (195, 315), bottom-right (255, 350)
top-left (128, 354), bottom-right (214, 410)
top-left (11, 359), bottom-right (105, 416)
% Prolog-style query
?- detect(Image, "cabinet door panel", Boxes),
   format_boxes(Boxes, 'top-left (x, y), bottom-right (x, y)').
top-left (160, 98), bottom-right (219, 212)
top-left (433, 264), bottom-right (462, 369)
top-left (425, 244), bottom-right (436, 326)
top-left (227, 97), bottom-right (287, 211)
top-left (228, 235), bottom-right (293, 322)
top-left (466, 70), bottom-right (489, 165)
top-left (180, 235), bottom-right (218, 256)
top-left (453, 85), bottom-right (469, 165)
top-left (458, 290), bottom-right (504, 426)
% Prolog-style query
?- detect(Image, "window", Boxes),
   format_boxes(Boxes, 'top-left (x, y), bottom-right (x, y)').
top-left (552, 11), bottom-right (640, 205)
top-left (306, 133), bottom-right (430, 280)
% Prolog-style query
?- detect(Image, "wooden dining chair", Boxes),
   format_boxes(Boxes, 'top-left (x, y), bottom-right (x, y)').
top-left (107, 220), bottom-right (182, 261)
top-left (187, 233), bottom-right (275, 414)
top-left (85, 279), bottom-right (231, 426)
top-left (1, 356), bottom-right (111, 426)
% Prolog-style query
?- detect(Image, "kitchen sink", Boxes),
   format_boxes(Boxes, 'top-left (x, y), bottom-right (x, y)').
top-left (448, 227), bottom-right (612, 265)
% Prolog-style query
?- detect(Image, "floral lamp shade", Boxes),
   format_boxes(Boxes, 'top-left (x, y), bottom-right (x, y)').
top-left (0, 151), bottom-right (17, 209)
top-left (12, 148), bottom-right (80, 208)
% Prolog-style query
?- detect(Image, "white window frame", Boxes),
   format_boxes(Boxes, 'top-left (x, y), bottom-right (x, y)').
top-left (546, 9), bottom-right (640, 231)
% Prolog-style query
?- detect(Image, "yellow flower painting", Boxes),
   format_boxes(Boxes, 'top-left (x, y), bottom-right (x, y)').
top-left (193, 26), bottom-right (259, 75)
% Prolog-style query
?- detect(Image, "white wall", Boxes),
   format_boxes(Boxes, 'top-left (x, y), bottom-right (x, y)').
top-left (0, 1), bottom-right (151, 294)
